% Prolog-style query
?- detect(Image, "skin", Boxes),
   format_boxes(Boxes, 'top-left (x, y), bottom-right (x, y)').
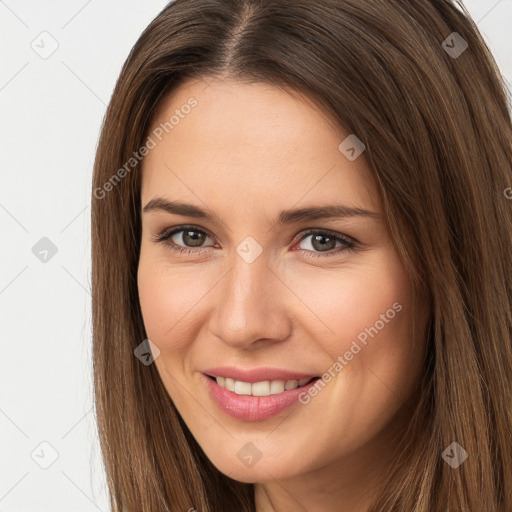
top-left (137, 77), bottom-right (430, 512)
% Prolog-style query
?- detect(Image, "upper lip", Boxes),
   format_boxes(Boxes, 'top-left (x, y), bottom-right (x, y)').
top-left (203, 366), bottom-right (318, 383)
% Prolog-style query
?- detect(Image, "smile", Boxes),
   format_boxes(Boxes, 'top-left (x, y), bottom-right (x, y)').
top-left (202, 373), bottom-right (321, 421)
top-left (208, 375), bottom-right (316, 396)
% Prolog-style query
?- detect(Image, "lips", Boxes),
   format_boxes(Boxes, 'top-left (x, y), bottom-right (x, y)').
top-left (202, 372), bottom-right (321, 421)
top-left (203, 366), bottom-right (318, 383)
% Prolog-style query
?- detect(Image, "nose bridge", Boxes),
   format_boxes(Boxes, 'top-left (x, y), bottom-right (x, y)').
top-left (209, 244), bottom-right (291, 347)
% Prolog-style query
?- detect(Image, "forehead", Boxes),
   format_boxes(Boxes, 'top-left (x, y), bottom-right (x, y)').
top-left (141, 78), bottom-right (380, 214)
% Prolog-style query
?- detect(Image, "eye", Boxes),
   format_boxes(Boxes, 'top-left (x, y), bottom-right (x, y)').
top-left (152, 225), bottom-right (357, 258)
top-left (152, 225), bottom-right (216, 254)
top-left (294, 229), bottom-right (356, 258)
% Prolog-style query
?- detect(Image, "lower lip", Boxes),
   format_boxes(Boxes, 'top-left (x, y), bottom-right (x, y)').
top-left (202, 373), bottom-right (320, 421)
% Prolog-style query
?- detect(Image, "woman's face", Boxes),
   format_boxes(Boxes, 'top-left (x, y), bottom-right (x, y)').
top-left (137, 77), bottom-right (429, 488)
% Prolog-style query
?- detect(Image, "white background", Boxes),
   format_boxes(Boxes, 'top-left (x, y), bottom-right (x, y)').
top-left (0, 1), bottom-right (510, 510)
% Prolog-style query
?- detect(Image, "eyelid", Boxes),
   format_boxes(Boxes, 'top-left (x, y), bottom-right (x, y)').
top-left (152, 224), bottom-right (357, 257)
top-left (152, 224), bottom-right (215, 246)
top-left (294, 228), bottom-right (356, 246)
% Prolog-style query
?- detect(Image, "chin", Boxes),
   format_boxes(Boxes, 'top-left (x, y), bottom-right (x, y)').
top-left (208, 450), bottom-right (299, 483)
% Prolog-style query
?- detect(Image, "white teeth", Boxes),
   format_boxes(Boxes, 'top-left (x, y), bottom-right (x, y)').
top-left (285, 379), bottom-right (299, 390)
top-left (270, 380), bottom-right (285, 394)
top-left (252, 381), bottom-right (270, 396)
top-left (225, 378), bottom-right (235, 392)
top-left (214, 376), bottom-right (314, 396)
top-left (234, 380), bottom-right (252, 395)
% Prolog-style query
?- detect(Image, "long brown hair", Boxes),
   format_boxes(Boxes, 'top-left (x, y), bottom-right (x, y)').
top-left (91, 1), bottom-right (512, 510)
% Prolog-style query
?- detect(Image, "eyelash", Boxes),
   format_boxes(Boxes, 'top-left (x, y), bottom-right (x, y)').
top-left (151, 225), bottom-right (357, 259)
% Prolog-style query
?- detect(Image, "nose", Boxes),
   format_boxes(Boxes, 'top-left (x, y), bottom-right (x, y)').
top-left (207, 252), bottom-right (293, 350)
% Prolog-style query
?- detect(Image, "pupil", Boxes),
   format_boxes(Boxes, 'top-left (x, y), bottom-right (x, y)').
top-left (180, 231), bottom-right (336, 250)
top-left (184, 230), bottom-right (204, 247)
top-left (312, 234), bottom-right (335, 251)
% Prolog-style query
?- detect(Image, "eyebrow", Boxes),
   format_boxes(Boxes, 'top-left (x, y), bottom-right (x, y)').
top-left (142, 197), bottom-right (381, 224)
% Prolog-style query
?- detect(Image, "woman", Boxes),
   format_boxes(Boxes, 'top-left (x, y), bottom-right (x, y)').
top-left (91, 1), bottom-right (512, 510)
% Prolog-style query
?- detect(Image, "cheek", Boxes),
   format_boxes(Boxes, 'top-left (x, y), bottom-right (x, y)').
top-left (137, 254), bottom-right (210, 405)
top-left (290, 250), bottom-right (421, 397)
top-left (290, 254), bottom-right (411, 346)
top-left (284, 253), bottom-right (424, 457)
top-left (137, 250), bottom-right (204, 353)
